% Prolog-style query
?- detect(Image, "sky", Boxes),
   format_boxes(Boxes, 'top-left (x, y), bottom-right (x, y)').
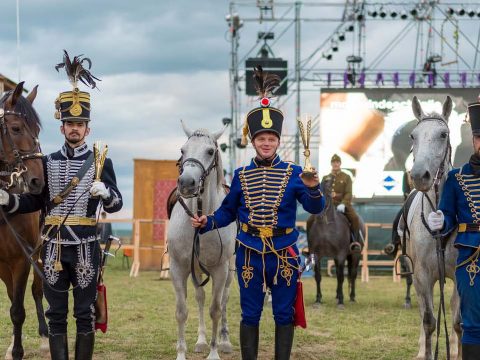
top-left (0, 0), bottom-right (478, 219)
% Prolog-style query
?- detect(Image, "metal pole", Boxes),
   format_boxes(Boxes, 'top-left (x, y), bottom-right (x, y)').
top-left (228, 2), bottom-right (238, 178)
top-left (294, 1), bottom-right (301, 164)
top-left (16, 0), bottom-right (21, 82)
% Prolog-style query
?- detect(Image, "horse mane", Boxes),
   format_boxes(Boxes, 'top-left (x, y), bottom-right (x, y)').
top-left (0, 91), bottom-right (42, 135)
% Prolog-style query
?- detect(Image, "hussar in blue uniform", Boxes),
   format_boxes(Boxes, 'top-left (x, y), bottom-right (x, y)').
top-left (0, 51), bottom-right (123, 360)
top-left (428, 101), bottom-right (480, 359)
top-left (191, 66), bottom-right (324, 360)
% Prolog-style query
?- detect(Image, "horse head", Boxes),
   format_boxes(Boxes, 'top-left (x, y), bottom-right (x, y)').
top-left (0, 82), bottom-right (44, 194)
top-left (177, 120), bottom-right (226, 198)
top-left (409, 96), bottom-right (452, 192)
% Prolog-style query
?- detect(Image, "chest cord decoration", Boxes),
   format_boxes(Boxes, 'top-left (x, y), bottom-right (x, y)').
top-left (455, 169), bottom-right (480, 286)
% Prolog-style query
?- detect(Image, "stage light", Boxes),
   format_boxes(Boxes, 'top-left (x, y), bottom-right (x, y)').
top-left (380, 8), bottom-right (387, 18)
top-left (235, 138), bottom-right (246, 149)
top-left (368, 10), bottom-right (378, 18)
top-left (427, 54), bottom-right (442, 63)
top-left (410, 8), bottom-right (418, 16)
top-left (400, 11), bottom-right (408, 20)
top-left (477, 10), bottom-right (480, 18)
top-left (338, 32), bottom-right (346, 41)
top-left (446, 7), bottom-right (455, 16)
top-left (331, 40), bottom-right (339, 52)
top-left (468, 9), bottom-right (475, 17)
top-left (357, 13), bottom-right (365, 21)
top-left (457, 8), bottom-right (465, 16)
top-left (222, 117), bottom-right (232, 126)
top-left (220, 143), bottom-right (228, 152)
top-left (346, 24), bottom-right (355, 32)
top-left (323, 52), bottom-right (333, 61)
top-left (390, 10), bottom-right (398, 18)
top-left (346, 55), bottom-right (363, 63)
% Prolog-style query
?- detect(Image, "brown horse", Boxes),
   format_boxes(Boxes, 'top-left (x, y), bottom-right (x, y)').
top-left (0, 82), bottom-right (47, 360)
top-left (306, 177), bottom-right (364, 309)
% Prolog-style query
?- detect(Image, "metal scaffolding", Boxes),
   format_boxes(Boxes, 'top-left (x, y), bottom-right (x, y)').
top-left (225, 0), bottom-right (480, 176)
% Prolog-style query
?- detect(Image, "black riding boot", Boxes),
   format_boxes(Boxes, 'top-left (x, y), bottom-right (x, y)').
top-left (49, 333), bottom-right (68, 360)
top-left (240, 323), bottom-right (259, 360)
top-left (75, 332), bottom-right (95, 360)
top-left (274, 323), bottom-right (294, 360)
top-left (462, 343), bottom-right (480, 360)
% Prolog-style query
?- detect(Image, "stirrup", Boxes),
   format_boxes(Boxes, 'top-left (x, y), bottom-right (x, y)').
top-left (349, 242), bottom-right (362, 253)
top-left (395, 254), bottom-right (414, 276)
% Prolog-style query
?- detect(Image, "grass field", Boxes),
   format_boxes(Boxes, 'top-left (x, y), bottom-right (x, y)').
top-left (0, 254), bottom-right (457, 360)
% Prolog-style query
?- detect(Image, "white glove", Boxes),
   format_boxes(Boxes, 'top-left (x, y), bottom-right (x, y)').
top-left (427, 210), bottom-right (444, 231)
top-left (337, 203), bottom-right (346, 213)
top-left (90, 181), bottom-right (110, 199)
top-left (0, 189), bottom-right (9, 205)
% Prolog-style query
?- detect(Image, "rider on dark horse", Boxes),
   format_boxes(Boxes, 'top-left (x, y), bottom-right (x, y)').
top-left (428, 100), bottom-right (480, 360)
top-left (321, 154), bottom-right (363, 253)
top-left (0, 52), bottom-right (123, 360)
top-left (191, 66), bottom-right (324, 360)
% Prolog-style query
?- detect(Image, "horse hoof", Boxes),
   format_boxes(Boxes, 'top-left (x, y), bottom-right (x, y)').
top-left (40, 336), bottom-right (50, 352)
top-left (313, 302), bottom-right (321, 309)
top-left (195, 342), bottom-right (209, 353)
top-left (218, 341), bottom-right (233, 353)
top-left (349, 298), bottom-right (356, 303)
top-left (337, 304), bottom-right (345, 310)
top-left (404, 302), bottom-right (412, 310)
top-left (176, 354), bottom-right (187, 360)
top-left (206, 349), bottom-right (221, 360)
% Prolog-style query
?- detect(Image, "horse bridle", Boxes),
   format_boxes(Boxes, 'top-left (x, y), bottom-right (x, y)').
top-left (178, 149), bottom-right (218, 200)
top-left (0, 107), bottom-right (43, 191)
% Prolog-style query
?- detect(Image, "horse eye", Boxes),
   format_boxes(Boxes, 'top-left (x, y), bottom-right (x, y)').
top-left (180, 149), bottom-right (184, 154)
top-left (207, 149), bottom-right (214, 156)
top-left (410, 134), bottom-right (415, 140)
top-left (440, 132), bottom-right (447, 139)
top-left (11, 126), bottom-right (21, 133)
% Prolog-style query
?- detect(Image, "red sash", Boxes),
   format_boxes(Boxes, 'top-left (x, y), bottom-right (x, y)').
top-left (287, 246), bottom-right (307, 329)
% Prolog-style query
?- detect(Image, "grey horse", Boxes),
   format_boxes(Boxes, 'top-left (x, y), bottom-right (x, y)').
top-left (306, 177), bottom-right (363, 309)
top-left (399, 96), bottom-right (461, 359)
top-left (168, 121), bottom-right (236, 360)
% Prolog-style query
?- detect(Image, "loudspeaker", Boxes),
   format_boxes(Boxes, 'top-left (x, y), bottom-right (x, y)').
top-left (245, 58), bottom-right (288, 96)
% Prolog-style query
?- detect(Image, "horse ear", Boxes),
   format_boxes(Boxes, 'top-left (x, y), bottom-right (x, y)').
top-left (412, 96), bottom-right (424, 122)
top-left (442, 96), bottom-right (452, 121)
top-left (26, 85), bottom-right (38, 104)
top-left (212, 125), bottom-right (228, 141)
top-left (180, 119), bottom-right (193, 138)
top-left (5, 81), bottom-right (25, 108)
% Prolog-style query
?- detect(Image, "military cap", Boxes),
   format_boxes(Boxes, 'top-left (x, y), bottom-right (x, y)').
top-left (468, 102), bottom-right (480, 136)
top-left (331, 154), bottom-right (342, 163)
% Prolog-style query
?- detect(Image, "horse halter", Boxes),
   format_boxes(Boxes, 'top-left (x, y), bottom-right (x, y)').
top-left (178, 144), bottom-right (218, 199)
top-left (0, 107), bottom-right (43, 190)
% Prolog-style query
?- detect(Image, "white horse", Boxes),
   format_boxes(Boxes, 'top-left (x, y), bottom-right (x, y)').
top-left (168, 121), bottom-right (236, 360)
top-left (399, 96), bottom-right (461, 359)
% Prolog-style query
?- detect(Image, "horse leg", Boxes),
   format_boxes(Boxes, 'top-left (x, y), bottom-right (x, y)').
top-left (1, 268), bottom-right (15, 360)
top-left (405, 274), bottom-right (413, 310)
top-left (335, 258), bottom-right (345, 310)
top-left (348, 255), bottom-right (360, 302)
top-left (9, 261), bottom-right (30, 360)
top-left (171, 261), bottom-right (190, 360)
top-left (449, 286), bottom-right (462, 360)
top-left (414, 275), bottom-right (435, 360)
top-left (206, 266), bottom-right (228, 360)
top-left (314, 259), bottom-right (322, 306)
top-left (32, 268), bottom-right (49, 352)
top-left (193, 281), bottom-right (208, 353)
top-left (218, 260), bottom-right (234, 354)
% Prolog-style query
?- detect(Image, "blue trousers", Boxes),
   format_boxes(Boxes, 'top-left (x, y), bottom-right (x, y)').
top-left (456, 245), bottom-right (480, 344)
top-left (235, 243), bottom-right (299, 326)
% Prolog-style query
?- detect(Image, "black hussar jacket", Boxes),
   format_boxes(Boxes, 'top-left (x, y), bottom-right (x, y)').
top-left (5, 143), bottom-right (123, 244)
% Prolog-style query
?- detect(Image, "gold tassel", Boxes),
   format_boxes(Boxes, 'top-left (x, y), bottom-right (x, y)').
top-left (241, 122), bottom-right (249, 146)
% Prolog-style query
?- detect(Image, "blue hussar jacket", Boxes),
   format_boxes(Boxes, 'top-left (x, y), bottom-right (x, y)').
top-left (440, 163), bottom-right (480, 248)
top-left (200, 155), bottom-right (325, 252)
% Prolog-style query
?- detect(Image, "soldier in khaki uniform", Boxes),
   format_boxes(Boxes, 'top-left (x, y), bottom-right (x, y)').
top-left (321, 154), bottom-right (363, 252)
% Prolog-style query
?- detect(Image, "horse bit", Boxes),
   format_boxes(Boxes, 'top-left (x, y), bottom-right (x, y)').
top-left (0, 107), bottom-right (43, 191)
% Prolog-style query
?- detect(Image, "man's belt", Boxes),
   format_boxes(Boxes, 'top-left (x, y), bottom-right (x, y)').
top-left (45, 216), bottom-right (97, 226)
top-left (240, 222), bottom-right (293, 237)
top-left (458, 223), bottom-right (480, 233)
